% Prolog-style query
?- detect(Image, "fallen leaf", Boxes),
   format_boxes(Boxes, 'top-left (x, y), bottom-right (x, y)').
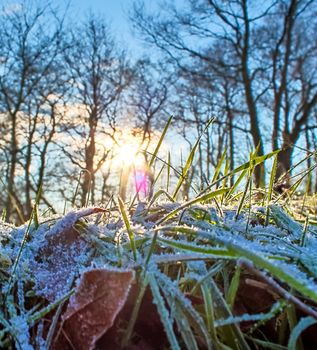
top-left (31, 207), bottom-right (106, 302)
top-left (53, 268), bottom-right (135, 350)
top-left (99, 283), bottom-right (167, 350)
top-left (43, 207), bottom-right (107, 249)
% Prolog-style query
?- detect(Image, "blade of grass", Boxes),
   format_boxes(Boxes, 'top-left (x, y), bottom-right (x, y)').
top-left (121, 277), bottom-right (148, 348)
top-left (29, 289), bottom-right (74, 324)
top-left (6, 186), bottom-right (42, 297)
top-left (149, 116), bottom-right (173, 167)
top-left (286, 303), bottom-right (303, 350)
top-left (156, 268), bottom-right (213, 350)
top-left (211, 147), bottom-right (227, 184)
top-left (265, 154), bottom-right (278, 225)
top-left (173, 118), bottom-right (214, 199)
top-left (148, 273), bottom-right (181, 350)
top-left (157, 236), bottom-right (235, 258)
top-left (235, 149), bottom-right (257, 220)
top-left (288, 316), bottom-right (317, 350)
top-left (167, 150), bottom-right (171, 192)
top-left (71, 170), bottom-right (83, 206)
top-left (165, 294), bottom-right (199, 350)
top-left (226, 265), bottom-right (241, 310)
top-left (148, 189), bottom-right (175, 209)
top-left (1, 209), bottom-right (6, 221)
top-left (199, 150), bottom-right (280, 197)
top-left (225, 169), bottom-right (247, 201)
top-left (207, 277), bottom-right (250, 350)
top-left (246, 337), bottom-right (287, 350)
top-left (300, 172), bottom-right (311, 215)
top-left (159, 226), bottom-right (317, 305)
top-left (157, 187), bottom-right (229, 225)
top-left (235, 175), bottom-right (251, 221)
top-left (118, 197), bottom-right (137, 261)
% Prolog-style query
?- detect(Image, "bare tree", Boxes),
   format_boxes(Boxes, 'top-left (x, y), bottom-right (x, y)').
top-left (127, 59), bottom-right (171, 149)
top-left (62, 15), bottom-right (133, 206)
top-left (0, 1), bottom-right (67, 221)
top-left (259, 0), bottom-right (317, 179)
top-left (131, 0), bottom-right (317, 187)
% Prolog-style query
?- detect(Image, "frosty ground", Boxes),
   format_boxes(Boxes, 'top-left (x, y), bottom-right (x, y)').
top-left (1, 197), bottom-right (317, 350)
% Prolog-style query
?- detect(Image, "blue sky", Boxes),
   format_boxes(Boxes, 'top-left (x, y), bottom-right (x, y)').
top-left (74, 1), bottom-right (132, 40)
top-left (1, 0), bottom-right (151, 55)
top-left (71, 0), bottom-right (149, 55)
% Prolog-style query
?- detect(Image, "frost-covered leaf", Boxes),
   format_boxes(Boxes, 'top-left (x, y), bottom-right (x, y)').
top-left (31, 207), bottom-right (106, 302)
top-left (43, 207), bottom-right (106, 247)
top-left (53, 268), bottom-right (135, 350)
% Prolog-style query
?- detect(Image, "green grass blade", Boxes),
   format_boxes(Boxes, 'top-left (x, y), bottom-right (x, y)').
top-left (247, 337), bottom-right (287, 350)
top-left (149, 116), bottom-right (173, 167)
top-left (265, 154), bottom-right (278, 225)
top-left (173, 118), bottom-right (214, 199)
top-left (148, 189), bottom-right (175, 209)
top-left (199, 150), bottom-right (280, 196)
top-left (229, 149), bottom-right (279, 176)
top-left (235, 150), bottom-right (257, 220)
top-left (121, 278), bottom-right (148, 347)
top-left (211, 147), bottom-right (227, 184)
top-left (153, 163), bottom-right (165, 188)
top-left (71, 170), bottom-right (83, 206)
top-left (164, 294), bottom-right (199, 350)
top-left (235, 175), bottom-right (251, 220)
top-left (148, 273), bottom-right (181, 350)
top-left (225, 169), bottom-right (247, 201)
top-left (156, 269), bottom-right (213, 350)
top-left (29, 289), bottom-right (74, 324)
top-left (1, 209), bottom-right (6, 222)
top-left (157, 237), bottom-right (235, 258)
top-left (118, 197), bottom-right (137, 261)
top-left (215, 301), bottom-right (284, 327)
top-left (167, 151), bottom-right (171, 192)
top-left (226, 265), bottom-right (241, 310)
top-left (157, 187), bottom-right (229, 225)
top-left (200, 282), bottom-right (225, 350)
top-left (208, 277), bottom-right (251, 350)
top-left (288, 316), bottom-right (317, 350)
top-left (6, 188), bottom-right (42, 296)
top-left (172, 139), bottom-right (200, 200)
top-left (160, 226), bottom-right (317, 303)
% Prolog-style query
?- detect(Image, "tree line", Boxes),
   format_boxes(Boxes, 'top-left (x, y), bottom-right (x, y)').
top-left (131, 0), bottom-right (317, 185)
top-left (0, 0), bottom-right (317, 223)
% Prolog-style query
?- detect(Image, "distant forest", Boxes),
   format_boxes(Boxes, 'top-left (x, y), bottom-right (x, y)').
top-left (1, 0), bottom-right (317, 223)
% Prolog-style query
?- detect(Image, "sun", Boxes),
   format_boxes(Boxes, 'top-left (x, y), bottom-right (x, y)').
top-left (113, 138), bottom-right (146, 168)
top-left (103, 127), bottom-right (166, 172)
top-left (116, 143), bottom-right (138, 166)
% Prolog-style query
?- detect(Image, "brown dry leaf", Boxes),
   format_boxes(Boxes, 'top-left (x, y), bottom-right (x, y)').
top-left (99, 283), bottom-right (167, 350)
top-left (43, 207), bottom-right (107, 249)
top-left (53, 268), bottom-right (135, 350)
top-left (31, 208), bottom-right (106, 302)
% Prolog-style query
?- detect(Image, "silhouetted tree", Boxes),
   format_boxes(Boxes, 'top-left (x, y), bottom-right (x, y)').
top-left (62, 15), bottom-right (133, 206)
top-left (131, 0), bottom-right (317, 187)
top-left (0, 1), bottom-right (67, 221)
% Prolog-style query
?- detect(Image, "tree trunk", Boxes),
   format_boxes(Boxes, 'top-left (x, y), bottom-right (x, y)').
top-left (81, 127), bottom-right (96, 207)
top-left (241, 1), bottom-right (265, 188)
top-left (5, 113), bottom-right (18, 221)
